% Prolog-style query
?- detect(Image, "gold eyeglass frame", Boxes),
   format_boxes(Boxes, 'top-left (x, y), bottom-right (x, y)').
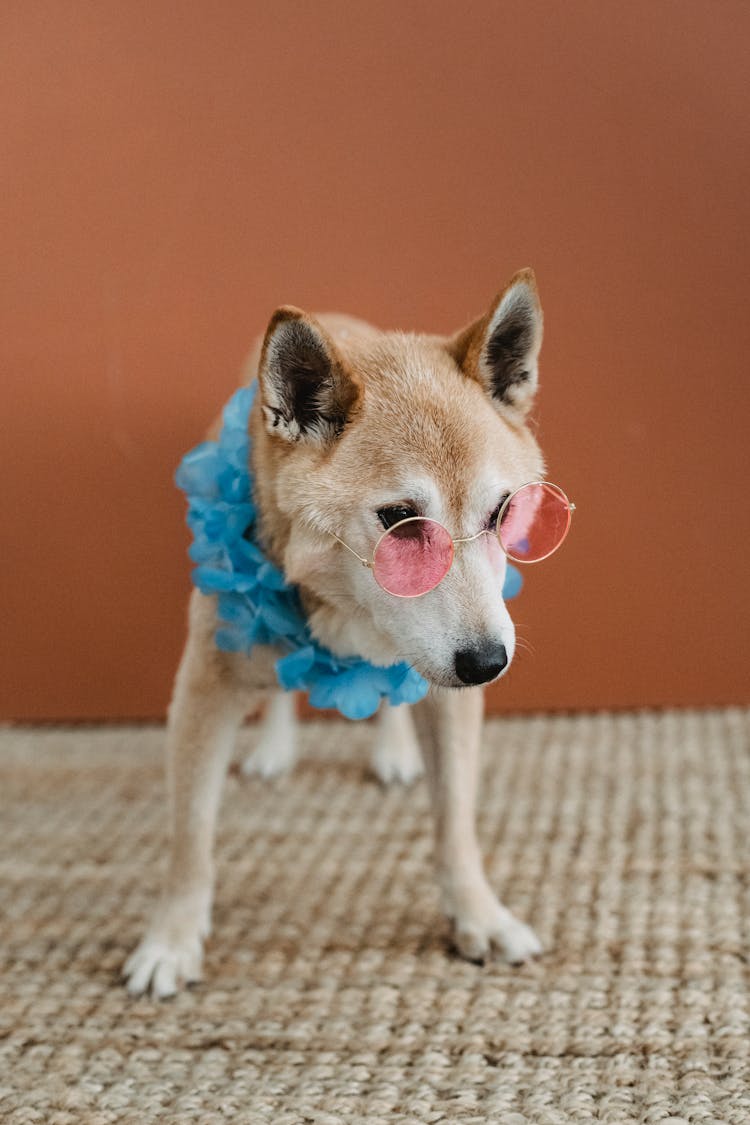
top-left (328, 480), bottom-right (576, 598)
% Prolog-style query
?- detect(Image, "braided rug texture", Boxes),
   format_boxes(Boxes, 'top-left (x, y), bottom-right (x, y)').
top-left (1, 710), bottom-right (748, 1124)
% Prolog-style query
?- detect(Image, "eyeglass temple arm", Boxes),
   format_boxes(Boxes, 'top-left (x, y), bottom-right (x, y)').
top-left (328, 530), bottom-right (373, 569)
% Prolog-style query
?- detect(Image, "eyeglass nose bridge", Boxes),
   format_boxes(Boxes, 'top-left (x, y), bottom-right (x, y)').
top-left (451, 527), bottom-right (489, 549)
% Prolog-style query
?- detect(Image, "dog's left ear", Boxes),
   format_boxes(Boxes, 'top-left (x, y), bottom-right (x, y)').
top-left (448, 269), bottom-right (543, 423)
top-left (258, 306), bottom-right (362, 445)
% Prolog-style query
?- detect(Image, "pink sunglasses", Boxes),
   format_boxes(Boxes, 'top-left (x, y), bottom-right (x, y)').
top-left (330, 481), bottom-right (575, 598)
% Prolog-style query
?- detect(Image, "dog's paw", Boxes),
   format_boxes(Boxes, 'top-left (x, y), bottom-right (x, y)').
top-left (446, 882), bottom-right (542, 965)
top-left (242, 738), bottom-right (297, 779)
top-left (454, 911), bottom-right (543, 965)
top-left (124, 932), bottom-right (203, 998)
top-left (371, 736), bottom-right (424, 785)
top-left (124, 893), bottom-right (210, 998)
top-left (242, 693), bottom-right (298, 779)
top-left (371, 704), bottom-right (424, 785)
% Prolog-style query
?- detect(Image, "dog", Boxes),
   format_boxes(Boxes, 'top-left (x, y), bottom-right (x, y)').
top-left (125, 269), bottom-right (552, 997)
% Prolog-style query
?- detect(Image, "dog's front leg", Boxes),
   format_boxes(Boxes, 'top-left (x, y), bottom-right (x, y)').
top-left (412, 687), bottom-right (542, 964)
top-left (125, 596), bottom-right (251, 998)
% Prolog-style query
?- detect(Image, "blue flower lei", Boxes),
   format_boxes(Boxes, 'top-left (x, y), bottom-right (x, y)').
top-left (175, 384), bottom-right (522, 721)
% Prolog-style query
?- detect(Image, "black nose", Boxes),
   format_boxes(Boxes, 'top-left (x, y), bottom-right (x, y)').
top-left (454, 643), bottom-right (508, 686)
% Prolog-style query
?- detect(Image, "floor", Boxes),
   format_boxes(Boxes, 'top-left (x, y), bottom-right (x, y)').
top-left (1, 710), bottom-right (748, 1123)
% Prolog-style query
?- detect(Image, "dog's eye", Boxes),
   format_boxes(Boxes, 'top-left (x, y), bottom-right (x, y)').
top-left (488, 493), bottom-right (511, 531)
top-left (377, 505), bottom-right (418, 530)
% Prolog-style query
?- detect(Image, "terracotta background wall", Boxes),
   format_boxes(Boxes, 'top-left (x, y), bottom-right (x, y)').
top-left (3, 1), bottom-right (749, 720)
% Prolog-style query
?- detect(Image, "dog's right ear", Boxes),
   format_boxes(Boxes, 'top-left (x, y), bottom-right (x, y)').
top-left (258, 307), bottom-right (361, 445)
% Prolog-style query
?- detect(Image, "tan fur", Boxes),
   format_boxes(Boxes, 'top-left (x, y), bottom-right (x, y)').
top-left (125, 272), bottom-right (547, 997)
top-left (449, 269), bottom-right (544, 424)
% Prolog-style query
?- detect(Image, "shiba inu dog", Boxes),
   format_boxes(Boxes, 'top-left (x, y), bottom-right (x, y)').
top-left (125, 269), bottom-right (566, 998)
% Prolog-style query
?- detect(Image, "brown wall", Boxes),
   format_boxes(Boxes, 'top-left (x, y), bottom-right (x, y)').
top-left (3, 1), bottom-right (749, 720)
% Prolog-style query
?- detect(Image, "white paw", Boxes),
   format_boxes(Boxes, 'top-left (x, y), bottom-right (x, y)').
top-left (124, 893), bottom-right (210, 998)
top-left (124, 932), bottom-right (203, 998)
top-left (489, 914), bottom-right (543, 965)
top-left (371, 703), bottom-right (424, 785)
top-left (446, 882), bottom-right (542, 965)
top-left (242, 693), bottom-right (298, 778)
top-left (242, 739), bottom-right (297, 778)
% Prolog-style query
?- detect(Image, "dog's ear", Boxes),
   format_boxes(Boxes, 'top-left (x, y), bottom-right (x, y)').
top-left (448, 269), bottom-right (543, 423)
top-left (258, 307), bottom-right (361, 444)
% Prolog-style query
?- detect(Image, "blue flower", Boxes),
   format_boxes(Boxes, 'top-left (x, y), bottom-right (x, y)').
top-left (176, 384), bottom-right (521, 719)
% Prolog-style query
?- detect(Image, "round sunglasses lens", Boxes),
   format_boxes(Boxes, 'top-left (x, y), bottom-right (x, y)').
top-left (499, 482), bottom-right (571, 562)
top-left (373, 518), bottom-right (454, 597)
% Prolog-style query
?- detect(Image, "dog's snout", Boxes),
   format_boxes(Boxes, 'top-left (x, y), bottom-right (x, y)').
top-left (454, 642), bottom-right (508, 686)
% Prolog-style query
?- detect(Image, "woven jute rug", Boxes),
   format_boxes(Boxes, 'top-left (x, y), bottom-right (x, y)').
top-left (1, 711), bottom-right (748, 1124)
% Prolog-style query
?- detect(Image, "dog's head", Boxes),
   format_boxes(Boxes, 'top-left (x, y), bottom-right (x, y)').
top-left (252, 270), bottom-right (545, 688)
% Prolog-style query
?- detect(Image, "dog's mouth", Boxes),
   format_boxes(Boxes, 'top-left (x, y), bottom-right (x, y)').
top-left (416, 655), bottom-right (512, 691)
top-left (427, 673), bottom-right (476, 690)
